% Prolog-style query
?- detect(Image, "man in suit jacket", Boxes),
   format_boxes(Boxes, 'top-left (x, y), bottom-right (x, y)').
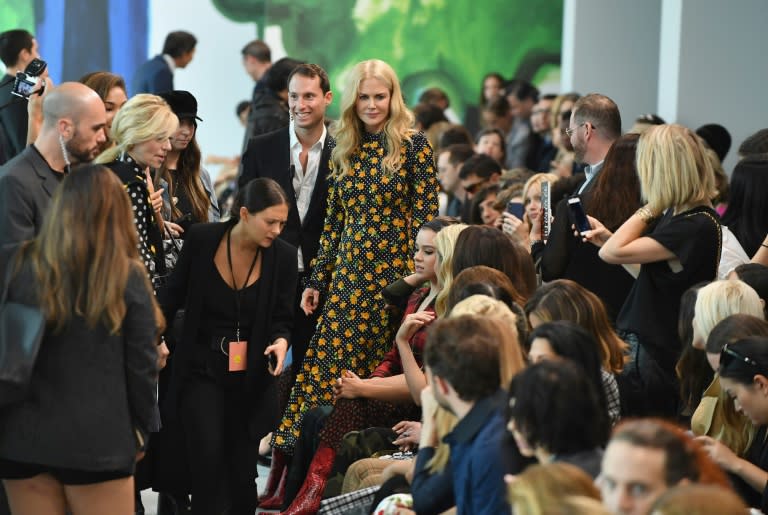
top-left (239, 63), bottom-right (333, 385)
top-left (132, 31), bottom-right (196, 95)
top-left (0, 82), bottom-right (106, 245)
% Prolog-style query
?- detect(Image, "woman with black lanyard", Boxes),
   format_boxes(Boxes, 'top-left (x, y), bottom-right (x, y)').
top-left (159, 178), bottom-right (297, 515)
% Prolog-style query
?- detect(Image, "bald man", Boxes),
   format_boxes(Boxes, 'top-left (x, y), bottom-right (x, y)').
top-left (0, 82), bottom-right (106, 245)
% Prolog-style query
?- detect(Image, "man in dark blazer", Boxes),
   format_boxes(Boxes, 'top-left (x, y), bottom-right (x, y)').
top-left (131, 31), bottom-right (197, 95)
top-left (0, 29), bottom-right (41, 165)
top-left (238, 63), bottom-right (334, 393)
top-left (0, 82), bottom-right (106, 246)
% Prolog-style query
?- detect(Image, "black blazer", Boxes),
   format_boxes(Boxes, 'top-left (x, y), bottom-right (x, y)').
top-left (0, 246), bottom-right (158, 471)
top-left (238, 127), bottom-right (334, 271)
top-left (159, 221), bottom-right (298, 439)
top-left (0, 146), bottom-right (60, 246)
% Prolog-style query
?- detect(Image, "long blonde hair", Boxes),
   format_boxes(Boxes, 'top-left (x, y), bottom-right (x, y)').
top-left (95, 94), bottom-right (178, 165)
top-left (427, 304), bottom-right (525, 473)
top-left (330, 59), bottom-right (415, 178)
top-left (434, 223), bottom-right (467, 316)
top-left (18, 165), bottom-right (160, 334)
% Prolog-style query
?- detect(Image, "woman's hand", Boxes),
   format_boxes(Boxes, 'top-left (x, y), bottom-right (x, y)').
top-left (395, 312), bottom-right (435, 346)
top-left (164, 221), bottom-right (184, 239)
top-left (333, 370), bottom-right (366, 400)
top-left (578, 215), bottom-right (613, 247)
top-left (419, 387), bottom-right (440, 448)
top-left (392, 420), bottom-right (421, 451)
top-left (695, 435), bottom-right (739, 472)
top-left (264, 338), bottom-right (288, 376)
top-left (149, 187), bottom-right (165, 214)
top-left (156, 339), bottom-right (170, 371)
top-left (500, 211), bottom-right (530, 243)
top-left (300, 288), bottom-right (320, 315)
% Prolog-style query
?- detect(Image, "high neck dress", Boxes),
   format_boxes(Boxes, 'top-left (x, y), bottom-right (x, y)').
top-left (272, 130), bottom-right (439, 451)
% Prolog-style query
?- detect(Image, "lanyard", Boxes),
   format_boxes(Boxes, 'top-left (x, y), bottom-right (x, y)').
top-left (226, 227), bottom-right (260, 342)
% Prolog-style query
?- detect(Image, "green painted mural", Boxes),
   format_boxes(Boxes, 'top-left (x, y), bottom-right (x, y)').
top-left (213, 0), bottom-right (563, 119)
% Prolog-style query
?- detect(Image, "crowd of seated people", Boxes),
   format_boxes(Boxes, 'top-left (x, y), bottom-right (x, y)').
top-left (4, 25), bottom-right (768, 515)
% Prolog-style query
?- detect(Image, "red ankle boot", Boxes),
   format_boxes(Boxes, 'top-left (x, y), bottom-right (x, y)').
top-left (258, 448), bottom-right (288, 506)
top-left (280, 444), bottom-right (335, 515)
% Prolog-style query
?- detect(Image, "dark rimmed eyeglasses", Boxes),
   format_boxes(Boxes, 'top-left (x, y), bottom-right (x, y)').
top-left (720, 343), bottom-right (762, 371)
top-left (565, 122), bottom-right (587, 137)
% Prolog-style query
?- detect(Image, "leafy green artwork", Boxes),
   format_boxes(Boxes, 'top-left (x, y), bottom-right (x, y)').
top-left (0, 0), bottom-right (34, 32)
top-left (213, 0), bottom-right (563, 119)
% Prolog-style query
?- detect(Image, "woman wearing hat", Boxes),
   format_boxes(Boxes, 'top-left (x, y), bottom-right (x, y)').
top-left (156, 90), bottom-right (220, 237)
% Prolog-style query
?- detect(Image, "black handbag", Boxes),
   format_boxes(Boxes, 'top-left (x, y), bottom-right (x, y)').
top-left (0, 261), bottom-right (45, 406)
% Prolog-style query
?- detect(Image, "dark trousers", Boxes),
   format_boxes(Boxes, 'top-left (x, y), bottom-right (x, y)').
top-left (180, 373), bottom-right (258, 515)
top-left (618, 332), bottom-right (679, 419)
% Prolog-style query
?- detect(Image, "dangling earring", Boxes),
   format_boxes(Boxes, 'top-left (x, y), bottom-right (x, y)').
top-left (59, 133), bottom-right (71, 174)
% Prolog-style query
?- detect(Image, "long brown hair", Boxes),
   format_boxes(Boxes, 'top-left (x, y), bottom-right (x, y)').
top-left (18, 164), bottom-right (158, 334)
top-left (156, 133), bottom-right (209, 222)
top-left (588, 133), bottom-right (642, 231)
top-left (525, 279), bottom-right (627, 373)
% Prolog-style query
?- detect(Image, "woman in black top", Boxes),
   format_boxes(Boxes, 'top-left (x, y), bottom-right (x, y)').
top-left (583, 124), bottom-right (721, 418)
top-left (95, 94), bottom-right (178, 284)
top-left (159, 178), bottom-right (297, 515)
top-left (156, 90), bottom-right (220, 235)
top-left (0, 165), bottom-right (161, 515)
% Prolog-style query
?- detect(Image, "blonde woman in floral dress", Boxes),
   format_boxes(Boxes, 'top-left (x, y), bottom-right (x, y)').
top-left (263, 59), bottom-right (438, 514)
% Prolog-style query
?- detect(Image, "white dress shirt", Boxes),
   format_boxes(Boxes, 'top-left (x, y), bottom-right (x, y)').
top-left (289, 121), bottom-right (327, 271)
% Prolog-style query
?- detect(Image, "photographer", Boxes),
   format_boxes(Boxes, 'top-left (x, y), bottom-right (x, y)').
top-left (0, 29), bottom-right (43, 164)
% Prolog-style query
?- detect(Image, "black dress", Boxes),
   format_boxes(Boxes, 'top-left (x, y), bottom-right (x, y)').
top-left (180, 256), bottom-right (262, 515)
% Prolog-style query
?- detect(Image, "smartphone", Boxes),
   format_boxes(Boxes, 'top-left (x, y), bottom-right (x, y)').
top-left (505, 201), bottom-right (524, 219)
top-left (567, 196), bottom-right (591, 234)
top-left (267, 352), bottom-right (278, 371)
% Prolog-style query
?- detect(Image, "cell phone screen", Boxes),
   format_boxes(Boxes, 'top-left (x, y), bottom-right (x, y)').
top-left (567, 197), bottom-right (591, 234)
top-left (506, 201), bottom-right (524, 219)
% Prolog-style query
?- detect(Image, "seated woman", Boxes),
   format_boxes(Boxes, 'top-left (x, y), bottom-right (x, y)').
top-left (527, 320), bottom-right (615, 424)
top-left (708, 335), bottom-right (768, 513)
top-left (508, 359), bottom-right (610, 478)
top-left (524, 279), bottom-right (626, 419)
top-left (689, 281), bottom-right (764, 457)
top-left (695, 315), bottom-right (768, 509)
top-left (276, 218), bottom-right (453, 513)
top-left (0, 165), bottom-right (162, 515)
top-left (374, 298), bottom-right (528, 515)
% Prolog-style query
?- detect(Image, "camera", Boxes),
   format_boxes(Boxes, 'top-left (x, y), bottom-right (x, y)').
top-left (11, 58), bottom-right (47, 100)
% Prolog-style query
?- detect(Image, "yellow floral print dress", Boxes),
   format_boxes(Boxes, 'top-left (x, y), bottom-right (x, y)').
top-left (273, 130), bottom-right (439, 451)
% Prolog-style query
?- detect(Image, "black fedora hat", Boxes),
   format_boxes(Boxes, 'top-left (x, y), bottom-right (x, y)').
top-left (158, 90), bottom-right (203, 122)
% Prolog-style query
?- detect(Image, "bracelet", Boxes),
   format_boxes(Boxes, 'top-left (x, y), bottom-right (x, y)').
top-left (635, 206), bottom-right (659, 224)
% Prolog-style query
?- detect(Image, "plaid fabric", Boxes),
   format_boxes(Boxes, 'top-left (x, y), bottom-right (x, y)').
top-left (602, 369), bottom-right (621, 425)
top-left (319, 485), bottom-right (379, 515)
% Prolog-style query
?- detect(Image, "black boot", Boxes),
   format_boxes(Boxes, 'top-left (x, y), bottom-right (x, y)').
top-left (157, 492), bottom-right (191, 515)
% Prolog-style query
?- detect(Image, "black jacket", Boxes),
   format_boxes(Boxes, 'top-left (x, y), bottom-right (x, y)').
top-left (239, 127), bottom-right (334, 272)
top-left (159, 221), bottom-right (298, 439)
top-left (0, 246), bottom-right (158, 471)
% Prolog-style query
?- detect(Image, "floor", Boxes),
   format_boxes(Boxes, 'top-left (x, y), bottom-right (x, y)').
top-left (139, 462), bottom-right (277, 514)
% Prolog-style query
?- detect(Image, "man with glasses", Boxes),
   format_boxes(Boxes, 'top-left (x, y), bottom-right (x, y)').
top-left (566, 93), bottom-right (621, 195)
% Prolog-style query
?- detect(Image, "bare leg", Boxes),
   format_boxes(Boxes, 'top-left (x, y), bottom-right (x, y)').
top-left (3, 475), bottom-right (67, 515)
top-left (64, 476), bottom-right (134, 515)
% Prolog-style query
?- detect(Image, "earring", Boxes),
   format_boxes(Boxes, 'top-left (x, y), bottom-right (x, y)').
top-left (58, 133), bottom-right (71, 173)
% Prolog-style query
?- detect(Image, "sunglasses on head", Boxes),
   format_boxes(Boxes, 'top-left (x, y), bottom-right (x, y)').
top-left (463, 180), bottom-right (488, 195)
top-left (720, 343), bottom-right (762, 372)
